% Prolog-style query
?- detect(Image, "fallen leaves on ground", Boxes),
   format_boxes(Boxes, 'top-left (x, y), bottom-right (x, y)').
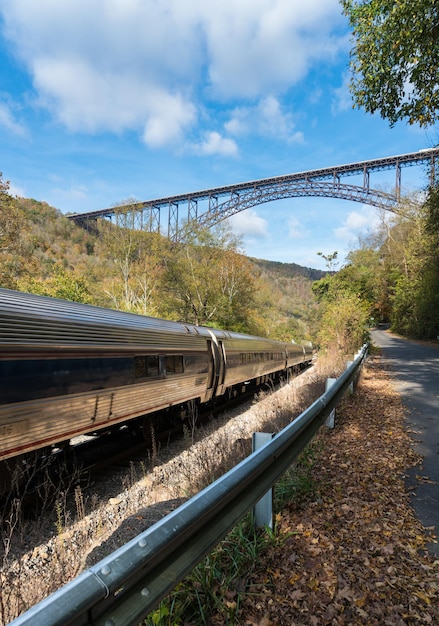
top-left (235, 355), bottom-right (439, 625)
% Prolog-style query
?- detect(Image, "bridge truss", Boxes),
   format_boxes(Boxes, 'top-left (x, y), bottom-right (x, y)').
top-left (69, 148), bottom-right (439, 239)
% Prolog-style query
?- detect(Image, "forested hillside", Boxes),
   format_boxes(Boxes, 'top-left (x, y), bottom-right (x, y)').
top-left (1, 171), bottom-right (438, 353)
top-left (0, 175), bottom-right (318, 343)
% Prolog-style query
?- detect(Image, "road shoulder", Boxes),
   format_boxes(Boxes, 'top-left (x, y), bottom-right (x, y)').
top-left (238, 354), bottom-right (439, 625)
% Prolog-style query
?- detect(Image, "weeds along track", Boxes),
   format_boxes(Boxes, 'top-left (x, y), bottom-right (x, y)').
top-left (0, 360), bottom-right (332, 624)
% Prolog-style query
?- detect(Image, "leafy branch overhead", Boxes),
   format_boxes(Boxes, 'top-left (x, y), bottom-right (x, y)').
top-left (341, 0), bottom-right (439, 127)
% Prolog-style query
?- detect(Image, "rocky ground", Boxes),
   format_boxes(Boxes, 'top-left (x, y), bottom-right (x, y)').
top-left (236, 354), bottom-right (439, 625)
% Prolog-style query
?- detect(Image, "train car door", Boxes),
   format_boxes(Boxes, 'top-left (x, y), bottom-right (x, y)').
top-left (205, 330), bottom-right (226, 399)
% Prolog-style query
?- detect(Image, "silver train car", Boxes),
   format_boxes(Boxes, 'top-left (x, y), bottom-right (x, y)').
top-left (0, 288), bottom-right (312, 482)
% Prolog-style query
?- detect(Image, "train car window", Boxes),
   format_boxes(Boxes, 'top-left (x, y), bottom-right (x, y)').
top-left (134, 355), bottom-right (160, 379)
top-left (229, 354), bottom-right (240, 367)
top-left (146, 355), bottom-right (159, 376)
top-left (165, 355), bottom-right (184, 374)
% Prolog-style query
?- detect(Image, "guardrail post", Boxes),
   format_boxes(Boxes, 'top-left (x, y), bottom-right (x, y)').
top-left (252, 432), bottom-right (274, 528)
top-left (346, 361), bottom-right (354, 394)
top-left (325, 378), bottom-right (337, 428)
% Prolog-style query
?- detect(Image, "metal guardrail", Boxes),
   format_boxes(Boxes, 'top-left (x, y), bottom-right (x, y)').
top-left (10, 344), bottom-right (368, 626)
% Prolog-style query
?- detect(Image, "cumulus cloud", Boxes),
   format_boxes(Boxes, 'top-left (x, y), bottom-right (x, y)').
top-left (0, 0), bottom-right (345, 148)
top-left (225, 96), bottom-right (304, 143)
top-left (334, 206), bottom-right (380, 241)
top-left (0, 101), bottom-right (27, 136)
top-left (288, 216), bottom-right (309, 239)
top-left (200, 0), bottom-right (343, 99)
top-left (228, 208), bottom-right (269, 239)
top-left (189, 131), bottom-right (238, 156)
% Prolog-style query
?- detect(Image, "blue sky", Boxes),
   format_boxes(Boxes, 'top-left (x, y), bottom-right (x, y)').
top-left (0, 0), bottom-right (436, 271)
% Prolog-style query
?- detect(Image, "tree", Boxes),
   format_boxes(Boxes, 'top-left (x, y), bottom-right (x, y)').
top-left (341, 0), bottom-right (439, 127)
top-left (160, 222), bottom-right (258, 331)
top-left (316, 292), bottom-right (370, 354)
top-left (0, 174), bottom-right (30, 288)
top-left (390, 196), bottom-right (439, 338)
top-left (19, 264), bottom-right (93, 304)
top-left (317, 251), bottom-right (339, 271)
top-left (94, 202), bottom-right (168, 314)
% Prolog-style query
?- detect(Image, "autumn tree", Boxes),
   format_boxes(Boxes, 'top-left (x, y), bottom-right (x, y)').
top-left (341, 0), bottom-right (439, 126)
top-left (0, 174), bottom-right (30, 288)
top-left (94, 202), bottom-right (167, 314)
top-left (312, 260), bottom-right (372, 353)
top-left (390, 198), bottom-right (439, 338)
top-left (160, 222), bottom-right (258, 331)
top-left (19, 264), bottom-right (93, 304)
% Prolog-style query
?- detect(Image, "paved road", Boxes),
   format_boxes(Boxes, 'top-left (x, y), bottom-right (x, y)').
top-left (371, 329), bottom-right (439, 556)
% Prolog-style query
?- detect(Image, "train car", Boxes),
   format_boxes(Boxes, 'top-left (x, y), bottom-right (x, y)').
top-left (286, 341), bottom-right (309, 371)
top-left (210, 329), bottom-right (289, 397)
top-left (0, 288), bottom-right (312, 488)
top-left (0, 289), bottom-right (216, 464)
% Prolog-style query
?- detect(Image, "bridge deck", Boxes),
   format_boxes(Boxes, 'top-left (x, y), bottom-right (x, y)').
top-left (68, 148), bottom-right (439, 238)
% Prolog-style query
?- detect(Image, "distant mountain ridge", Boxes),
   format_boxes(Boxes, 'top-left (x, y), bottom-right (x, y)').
top-left (249, 257), bottom-right (326, 281)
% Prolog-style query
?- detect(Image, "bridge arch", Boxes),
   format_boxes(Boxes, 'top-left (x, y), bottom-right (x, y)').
top-left (194, 181), bottom-right (403, 233)
top-left (67, 148), bottom-right (438, 238)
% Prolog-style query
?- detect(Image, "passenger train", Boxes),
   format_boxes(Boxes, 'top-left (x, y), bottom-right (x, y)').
top-left (0, 288), bottom-right (313, 490)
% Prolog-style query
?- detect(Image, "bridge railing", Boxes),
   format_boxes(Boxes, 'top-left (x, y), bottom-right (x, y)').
top-left (10, 344), bottom-right (368, 626)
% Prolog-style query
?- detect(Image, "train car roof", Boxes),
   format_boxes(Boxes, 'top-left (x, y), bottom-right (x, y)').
top-left (0, 288), bottom-right (212, 350)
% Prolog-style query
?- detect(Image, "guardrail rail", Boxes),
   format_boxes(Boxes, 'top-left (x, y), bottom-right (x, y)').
top-left (10, 344), bottom-right (368, 626)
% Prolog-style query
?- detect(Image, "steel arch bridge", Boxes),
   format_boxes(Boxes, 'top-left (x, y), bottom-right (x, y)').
top-left (68, 148), bottom-right (439, 239)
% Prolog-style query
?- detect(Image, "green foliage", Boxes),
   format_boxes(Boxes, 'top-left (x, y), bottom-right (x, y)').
top-left (389, 192), bottom-right (439, 338)
top-left (0, 174), bottom-right (32, 288)
top-left (313, 187), bottom-right (439, 343)
top-left (158, 222), bottom-right (260, 332)
top-left (341, 0), bottom-right (439, 126)
top-left (94, 215), bottom-right (167, 314)
top-left (143, 447), bottom-right (318, 625)
top-left (317, 292), bottom-right (370, 354)
top-left (250, 262), bottom-right (319, 342)
top-left (312, 251), bottom-right (378, 351)
top-left (425, 184), bottom-right (439, 234)
top-left (19, 265), bottom-right (93, 304)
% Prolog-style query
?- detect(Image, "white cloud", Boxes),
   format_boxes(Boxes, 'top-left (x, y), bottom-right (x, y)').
top-left (0, 0), bottom-right (345, 146)
top-left (50, 184), bottom-right (88, 201)
top-left (334, 206), bottom-right (380, 241)
top-left (0, 101), bottom-right (27, 136)
top-left (200, 0), bottom-right (344, 99)
top-left (228, 208), bottom-right (269, 239)
top-left (331, 72), bottom-right (352, 115)
top-left (142, 93), bottom-right (196, 147)
top-left (225, 96), bottom-right (304, 143)
top-left (288, 216), bottom-right (309, 239)
top-left (189, 131), bottom-right (238, 157)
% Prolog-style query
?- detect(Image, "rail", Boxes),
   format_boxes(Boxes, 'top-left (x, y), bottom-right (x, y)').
top-left (10, 344), bottom-right (368, 626)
